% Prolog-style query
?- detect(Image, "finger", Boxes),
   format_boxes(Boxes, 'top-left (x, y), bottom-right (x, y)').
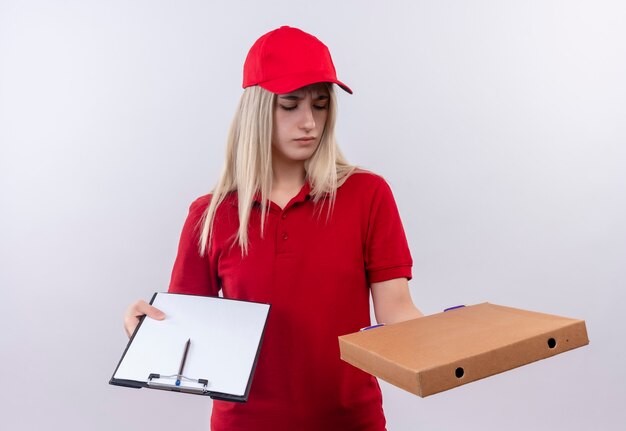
top-left (124, 319), bottom-right (138, 338)
top-left (123, 300), bottom-right (166, 339)
top-left (127, 300), bottom-right (166, 320)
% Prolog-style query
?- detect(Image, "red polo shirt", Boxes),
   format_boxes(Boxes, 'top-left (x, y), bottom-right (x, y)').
top-left (169, 171), bottom-right (412, 431)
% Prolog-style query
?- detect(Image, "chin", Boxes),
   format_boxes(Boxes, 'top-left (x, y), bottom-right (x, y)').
top-left (273, 142), bottom-right (320, 163)
top-left (285, 148), bottom-right (318, 162)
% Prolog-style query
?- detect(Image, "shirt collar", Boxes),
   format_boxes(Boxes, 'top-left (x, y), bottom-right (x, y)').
top-left (252, 181), bottom-right (312, 206)
top-left (229, 181), bottom-right (314, 207)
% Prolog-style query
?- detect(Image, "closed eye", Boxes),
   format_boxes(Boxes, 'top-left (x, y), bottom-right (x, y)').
top-left (279, 104), bottom-right (328, 111)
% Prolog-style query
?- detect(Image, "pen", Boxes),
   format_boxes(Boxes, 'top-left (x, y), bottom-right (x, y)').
top-left (176, 338), bottom-right (191, 386)
top-left (360, 323), bottom-right (385, 331)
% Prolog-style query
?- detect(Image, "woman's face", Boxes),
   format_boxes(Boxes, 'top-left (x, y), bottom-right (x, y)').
top-left (272, 84), bottom-right (329, 164)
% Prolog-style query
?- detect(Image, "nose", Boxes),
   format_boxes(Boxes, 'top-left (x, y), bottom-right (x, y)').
top-left (299, 105), bottom-right (316, 132)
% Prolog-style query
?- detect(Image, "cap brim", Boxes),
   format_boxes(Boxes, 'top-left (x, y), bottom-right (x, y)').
top-left (334, 80), bottom-right (353, 95)
top-left (258, 76), bottom-right (353, 95)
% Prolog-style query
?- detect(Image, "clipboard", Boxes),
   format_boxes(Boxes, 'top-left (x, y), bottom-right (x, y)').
top-left (110, 292), bottom-right (271, 402)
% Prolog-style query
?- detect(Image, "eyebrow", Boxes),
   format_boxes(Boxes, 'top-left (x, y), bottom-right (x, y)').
top-left (278, 94), bottom-right (330, 101)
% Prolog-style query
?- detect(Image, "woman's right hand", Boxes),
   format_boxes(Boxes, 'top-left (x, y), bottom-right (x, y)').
top-left (124, 300), bottom-right (165, 338)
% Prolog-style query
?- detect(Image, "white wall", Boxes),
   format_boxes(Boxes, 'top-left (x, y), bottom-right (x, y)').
top-left (1, 1), bottom-right (624, 429)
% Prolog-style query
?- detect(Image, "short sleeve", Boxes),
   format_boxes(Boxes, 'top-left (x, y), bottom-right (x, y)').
top-left (364, 178), bottom-right (413, 283)
top-left (168, 196), bottom-right (220, 296)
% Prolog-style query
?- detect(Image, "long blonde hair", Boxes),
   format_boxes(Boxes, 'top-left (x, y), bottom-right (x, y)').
top-left (199, 84), bottom-right (354, 255)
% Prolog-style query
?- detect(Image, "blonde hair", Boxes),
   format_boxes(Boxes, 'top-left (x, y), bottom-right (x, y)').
top-left (199, 84), bottom-right (354, 255)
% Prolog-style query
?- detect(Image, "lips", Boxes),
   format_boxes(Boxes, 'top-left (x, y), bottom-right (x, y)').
top-left (295, 137), bottom-right (316, 143)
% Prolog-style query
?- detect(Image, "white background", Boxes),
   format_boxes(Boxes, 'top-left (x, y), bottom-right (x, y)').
top-left (1, 1), bottom-right (624, 430)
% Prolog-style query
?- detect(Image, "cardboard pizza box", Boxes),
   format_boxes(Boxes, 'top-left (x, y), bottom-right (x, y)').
top-left (339, 303), bottom-right (589, 397)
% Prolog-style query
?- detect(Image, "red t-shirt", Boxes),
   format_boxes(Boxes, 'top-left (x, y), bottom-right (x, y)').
top-left (169, 171), bottom-right (412, 431)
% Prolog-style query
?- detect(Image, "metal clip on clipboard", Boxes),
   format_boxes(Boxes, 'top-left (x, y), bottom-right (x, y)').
top-left (147, 373), bottom-right (210, 394)
top-left (146, 338), bottom-right (210, 394)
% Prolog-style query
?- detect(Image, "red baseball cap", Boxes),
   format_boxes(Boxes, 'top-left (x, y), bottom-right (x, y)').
top-left (243, 26), bottom-right (353, 94)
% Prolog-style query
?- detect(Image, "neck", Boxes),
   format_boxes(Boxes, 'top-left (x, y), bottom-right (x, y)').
top-left (272, 156), bottom-right (306, 190)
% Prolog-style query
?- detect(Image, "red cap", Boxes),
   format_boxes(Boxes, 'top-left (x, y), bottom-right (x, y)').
top-left (243, 26), bottom-right (353, 94)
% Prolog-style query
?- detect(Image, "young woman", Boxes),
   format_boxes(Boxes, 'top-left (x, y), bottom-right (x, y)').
top-left (124, 26), bottom-right (423, 431)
